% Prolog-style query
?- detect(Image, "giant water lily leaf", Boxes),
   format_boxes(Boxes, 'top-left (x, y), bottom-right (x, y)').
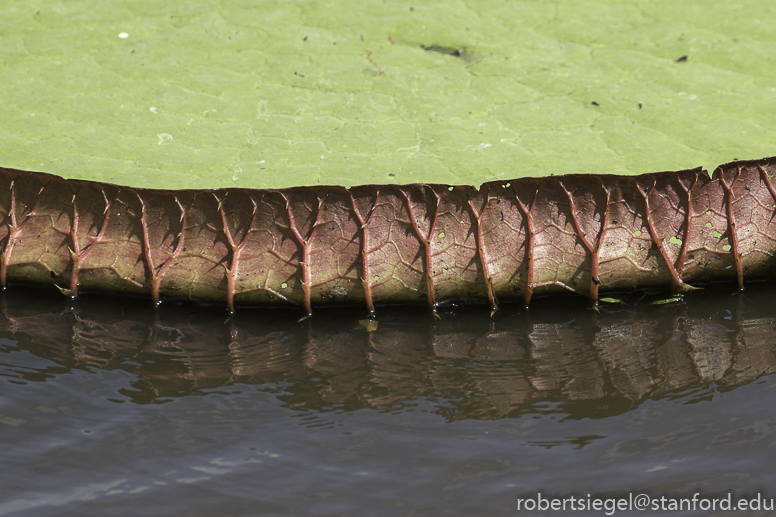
top-left (1, 0), bottom-right (775, 190)
top-left (2, 1), bottom-right (776, 312)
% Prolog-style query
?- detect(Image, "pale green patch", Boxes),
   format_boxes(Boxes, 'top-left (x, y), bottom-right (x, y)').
top-left (599, 297), bottom-right (625, 304)
top-left (722, 244), bottom-right (732, 251)
top-left (669, 236), bottom-right (682, 245)
top-left (359, 319), bottom-right (379, 331)
top-left (0, 414), bottom-right (26, 427)
top-left (712, 230), bottom-right (723, 239)
top-left (280, 282), bottom-right (288, 289)
top-left (633, 230), bottom-right (642, 237)
top-left (705, 222), bottom-right (713, 228)
top-left (1, 0), bottom-right (775, 190)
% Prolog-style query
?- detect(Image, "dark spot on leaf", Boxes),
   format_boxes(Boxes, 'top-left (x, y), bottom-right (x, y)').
top-left (676, 55), bottom-right (688, 62)
top-left (303, 36), bottom-right (307, 41)
top-left (421, 44), bottom-right (467, 58)
top-left (638, 103), bottom-right (642, 109)
top-left (591, 101), bottom-right (599, 106)
top-left (389, 173), bottom-right (395, 177)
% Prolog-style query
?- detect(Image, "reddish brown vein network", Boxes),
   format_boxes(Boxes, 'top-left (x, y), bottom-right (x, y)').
top-left (0, 157), bottom-right (775, 313)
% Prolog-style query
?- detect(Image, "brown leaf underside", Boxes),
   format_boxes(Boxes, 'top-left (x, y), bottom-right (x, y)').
top-left (1, 157), bottom-right (775, 314)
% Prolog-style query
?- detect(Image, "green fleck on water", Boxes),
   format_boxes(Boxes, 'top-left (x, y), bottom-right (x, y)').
top-left (652, 295), bottom-right (684, 305)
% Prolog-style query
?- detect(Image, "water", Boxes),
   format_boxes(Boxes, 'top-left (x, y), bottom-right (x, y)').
top-left (1, 286), bottom-right (776, 516)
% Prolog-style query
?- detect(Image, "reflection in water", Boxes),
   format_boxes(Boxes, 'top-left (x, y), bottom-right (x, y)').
top-left (2, 287), bottom-right (776, 420)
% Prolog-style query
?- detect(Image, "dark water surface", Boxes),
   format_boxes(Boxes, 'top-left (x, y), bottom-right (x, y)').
top-left (1, 287), bottom-right (776, 516)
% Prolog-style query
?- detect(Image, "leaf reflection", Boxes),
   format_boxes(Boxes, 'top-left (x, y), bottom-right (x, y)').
top-left (2, 288), bottom-right (775, 421)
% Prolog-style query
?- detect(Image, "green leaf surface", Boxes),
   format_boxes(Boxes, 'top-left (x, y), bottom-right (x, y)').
top-left (1, 0), bottom-right (775, 190)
